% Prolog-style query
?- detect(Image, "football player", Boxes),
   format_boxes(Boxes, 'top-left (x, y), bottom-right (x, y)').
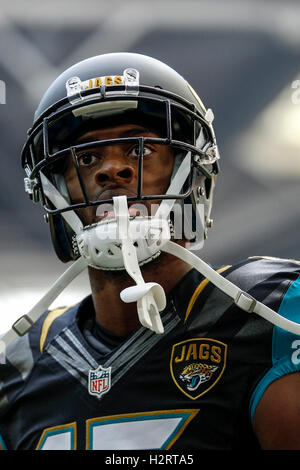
top-left (1, 52), bottom-right (300, 450)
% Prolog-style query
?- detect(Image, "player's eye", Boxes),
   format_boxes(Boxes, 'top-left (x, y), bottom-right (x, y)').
top-left (128, 144), bottom-right (153, 158)
top-left (77, 152), bottom-right (99, 167)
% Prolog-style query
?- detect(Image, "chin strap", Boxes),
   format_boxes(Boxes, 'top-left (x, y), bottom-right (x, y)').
top-left (0, 256), bottom-right (87, 351)
top-left (162, 241), bottom-right (300, 336)
top-left (114, 195), bottom-right (166, 334)
top-left (3, 237), bottom-right (300, 354)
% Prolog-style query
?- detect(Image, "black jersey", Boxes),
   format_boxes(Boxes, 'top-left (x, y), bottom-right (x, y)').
top-left (1, 256), bottom-right (300, 450)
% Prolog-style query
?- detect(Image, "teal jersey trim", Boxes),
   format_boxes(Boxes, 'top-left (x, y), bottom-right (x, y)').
top-left (0, 434), bottom-right (7, 450)
top-left (249, 274), bottom-right (300, 423)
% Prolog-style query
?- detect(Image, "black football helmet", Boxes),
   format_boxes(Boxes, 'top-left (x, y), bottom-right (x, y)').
top-left (21, 52), bottom-right (219, 264)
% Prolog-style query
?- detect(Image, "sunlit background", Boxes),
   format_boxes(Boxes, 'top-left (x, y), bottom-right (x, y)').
top-left (0, 0), bottom-right (299, 333)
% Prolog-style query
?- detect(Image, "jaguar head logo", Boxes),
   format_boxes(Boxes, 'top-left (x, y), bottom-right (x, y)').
top-left (179, 363), bottom-right (219, 391)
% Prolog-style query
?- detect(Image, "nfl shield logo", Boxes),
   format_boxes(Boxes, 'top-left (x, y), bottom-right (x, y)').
top-left (88, 365), bottom-right (111, 398)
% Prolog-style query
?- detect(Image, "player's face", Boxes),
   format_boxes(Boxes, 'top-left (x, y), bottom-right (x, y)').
top-left (63, 123), bottom-right (174, 225)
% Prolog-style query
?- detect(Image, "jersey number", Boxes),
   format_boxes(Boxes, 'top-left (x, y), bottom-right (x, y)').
top-left (36, 410), bottom-right (198, 450)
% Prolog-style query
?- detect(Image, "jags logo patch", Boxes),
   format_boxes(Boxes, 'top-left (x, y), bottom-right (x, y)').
top-left (170, 338), bottom-right (227, 400)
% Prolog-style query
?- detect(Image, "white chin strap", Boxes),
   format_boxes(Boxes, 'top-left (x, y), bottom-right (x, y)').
top-left (4, 229), bottom-right (300, 351)
top-left (113, 195), bottom-right (166, 334)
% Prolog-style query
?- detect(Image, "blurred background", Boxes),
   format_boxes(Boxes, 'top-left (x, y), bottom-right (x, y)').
top-left (0, 0), bottom-right (299, 333)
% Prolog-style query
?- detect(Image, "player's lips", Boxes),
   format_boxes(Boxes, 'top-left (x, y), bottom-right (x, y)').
top-left (94, 187), bottom-right (141, 222)
top-left (98, 187), bottom-right (137, 201)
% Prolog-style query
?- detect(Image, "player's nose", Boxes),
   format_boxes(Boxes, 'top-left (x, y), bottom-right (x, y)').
top-left (94, 148), bottom-right (135, 185)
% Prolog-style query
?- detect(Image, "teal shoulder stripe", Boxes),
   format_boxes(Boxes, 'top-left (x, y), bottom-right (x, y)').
top-left (272, 274), bottom-right (300, 363)
top-left (0, 434), bottom-right (7, 450)
top-left (249, 354), bottom-right (300, 422)
top-left (249, 274), bottom-right (300, 423)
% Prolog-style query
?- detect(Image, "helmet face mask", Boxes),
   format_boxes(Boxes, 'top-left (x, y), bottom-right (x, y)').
top-left (22, 52), bottom-right (219, 266)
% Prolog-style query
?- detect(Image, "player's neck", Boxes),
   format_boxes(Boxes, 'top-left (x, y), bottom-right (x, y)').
top-left (88, 251), bottom-right (191, 337)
